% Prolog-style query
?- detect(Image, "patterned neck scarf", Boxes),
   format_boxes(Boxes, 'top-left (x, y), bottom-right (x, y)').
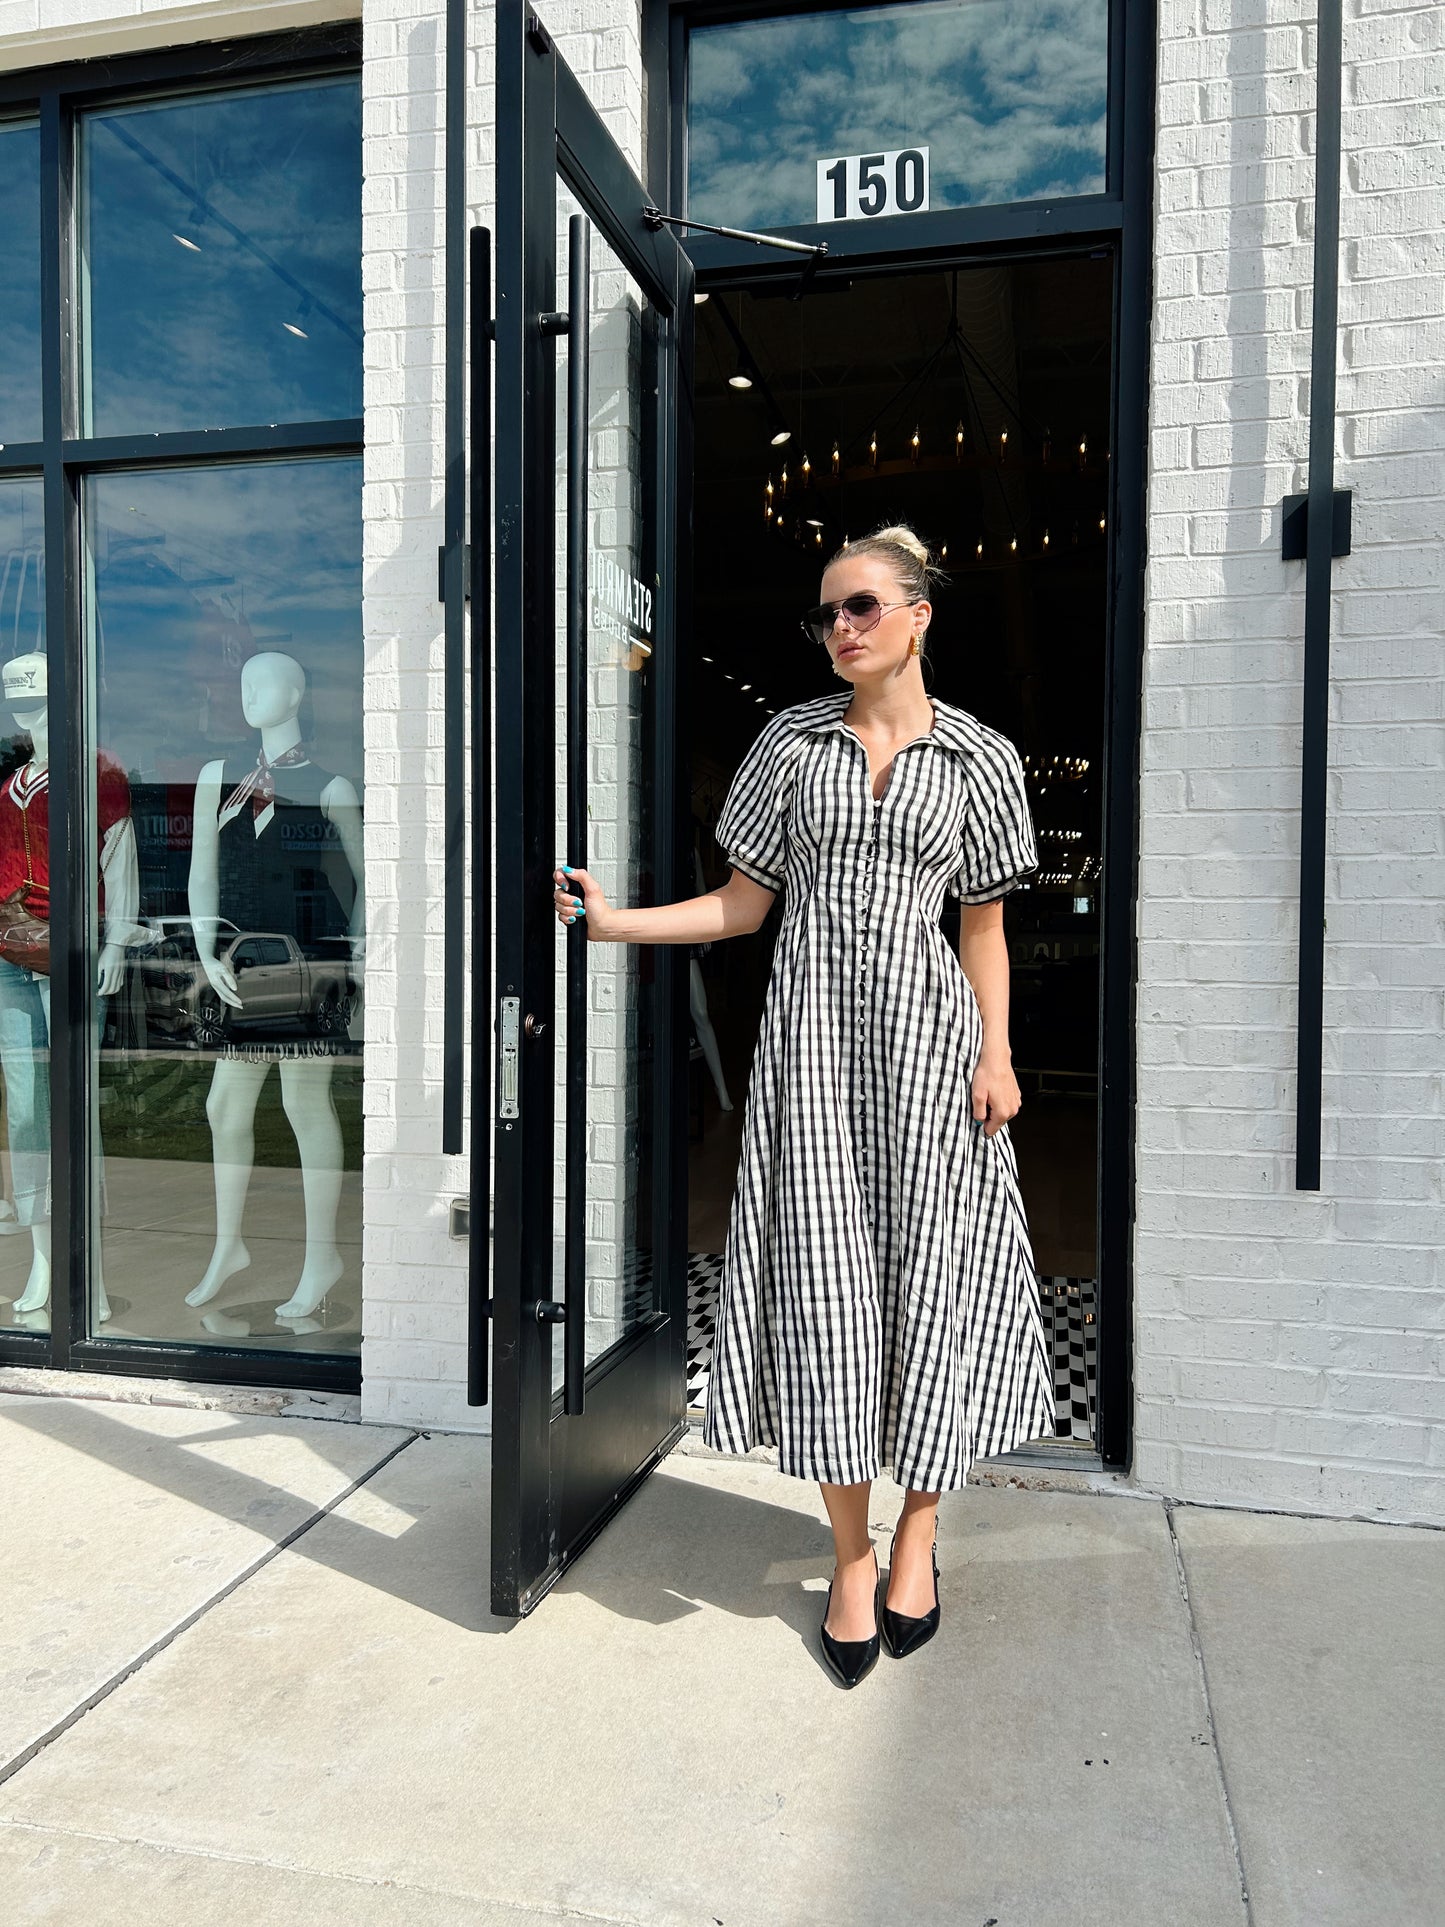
top-left (220, 745), bottom-right (310, 838)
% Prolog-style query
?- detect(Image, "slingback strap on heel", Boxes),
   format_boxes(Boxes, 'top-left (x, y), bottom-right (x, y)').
top-left (820, 1546), bottom-right (882, 1689)
top-left (881, 1532), bottom-right (940, 1659)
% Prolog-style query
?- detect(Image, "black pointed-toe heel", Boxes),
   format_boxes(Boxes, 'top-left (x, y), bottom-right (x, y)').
top-left (820, 1548), bottom-right (882, 1689)
top-left (881, 1534), bottom-right (940, 1659)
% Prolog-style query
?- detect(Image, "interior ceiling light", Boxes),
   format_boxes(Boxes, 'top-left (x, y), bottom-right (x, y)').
top-left (172, 233), bottom-right (202, 252)
top-left (694, 290), bottom-right (710, 304)
top-left (769, 424), bottom-right (791, 446)
top-left (282, 322), bottom-right (309, 338)
top-left (804, 517), bottom-right (824, 528)
top-left (728, 362), bottom-right (753, 390)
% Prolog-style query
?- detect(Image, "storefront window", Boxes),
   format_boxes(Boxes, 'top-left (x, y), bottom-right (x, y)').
top-left (0, 55), bottom-right (360, 1372)
top-left (687, 0), bottom-right (1109, 230)
top-left (0, 120), bottom-right (43, 442)
top-left (82, 458), bottom-right (363, 1351)
top-left (78, 77), bottom-right (362, 437)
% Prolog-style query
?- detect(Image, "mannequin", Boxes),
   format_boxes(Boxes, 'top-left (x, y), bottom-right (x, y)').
top-left (0, 652), bottom-right (137, 1320)
top-left (186, 652), bottom-right (364, 1322)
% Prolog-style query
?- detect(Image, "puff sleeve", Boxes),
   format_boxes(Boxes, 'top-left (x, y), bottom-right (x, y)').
top-left (714, 713), bottom-right (797, 894)
top-left (948, 729), bottom-right (1038, 904)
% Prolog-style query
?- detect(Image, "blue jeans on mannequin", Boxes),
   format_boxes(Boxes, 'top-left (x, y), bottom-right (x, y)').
top-left (0, 956), bottom-right (110, 1319)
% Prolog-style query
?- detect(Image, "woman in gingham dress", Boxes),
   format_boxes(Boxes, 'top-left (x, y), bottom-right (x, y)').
top-left (553, 525), bottom-right (1054, 1688)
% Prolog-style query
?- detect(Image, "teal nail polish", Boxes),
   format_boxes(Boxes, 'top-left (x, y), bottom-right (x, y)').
top-left (562, 864), bottom-right (573, 875)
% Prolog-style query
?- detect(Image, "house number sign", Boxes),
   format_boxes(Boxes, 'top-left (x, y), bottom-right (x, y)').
top-left (815, 146), bottom-right (930, 223)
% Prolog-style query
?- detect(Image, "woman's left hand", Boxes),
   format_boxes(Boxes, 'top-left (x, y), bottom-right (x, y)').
top-left (971, 1050), bottom-right (1022, 1138)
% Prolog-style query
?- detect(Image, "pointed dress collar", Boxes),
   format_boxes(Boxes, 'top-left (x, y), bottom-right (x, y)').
top-left (789, 686), bottom-right (978, 759)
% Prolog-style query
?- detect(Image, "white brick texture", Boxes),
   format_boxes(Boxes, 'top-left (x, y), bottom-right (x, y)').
top-left (1136, 0), bottom-right (1445, 1523)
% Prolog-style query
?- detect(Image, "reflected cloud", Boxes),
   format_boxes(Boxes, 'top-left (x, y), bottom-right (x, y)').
top-left (88, 458), bottom-right (363, 784)
top-left (689, 0), bottom-right (1107, 226)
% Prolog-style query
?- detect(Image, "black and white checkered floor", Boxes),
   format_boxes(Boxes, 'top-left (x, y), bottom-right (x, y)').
top-left (685, 1253), bottom-right (1097, 1445)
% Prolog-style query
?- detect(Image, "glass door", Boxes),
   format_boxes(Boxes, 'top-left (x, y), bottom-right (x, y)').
top-left (484, 0), bottom-right (694, 1617)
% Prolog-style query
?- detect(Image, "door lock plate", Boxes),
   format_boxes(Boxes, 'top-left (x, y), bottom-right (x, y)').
top-left (499, 995), bottom-right (520, 1118)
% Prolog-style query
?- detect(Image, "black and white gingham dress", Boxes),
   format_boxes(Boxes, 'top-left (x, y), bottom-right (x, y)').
top-left (702, 688), bottom-right (1055, 1491)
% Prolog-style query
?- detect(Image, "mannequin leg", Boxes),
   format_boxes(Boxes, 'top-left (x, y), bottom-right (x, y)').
top-left (88, 989), bottom-right (110, 1324)
top-left (0, 960), bottom-right (51, 1312)
top-left (689, 959), bottom-right (733, 1113)
top-left (187, 1059), bottom-right (270, 1307)
top-left (274, 1058), bottom-right (345, 1319)
top-left (13, 1218), bottom-right (50, 1315)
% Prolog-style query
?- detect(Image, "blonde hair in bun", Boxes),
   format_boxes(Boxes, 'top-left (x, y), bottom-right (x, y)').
top-left (826, 521), bottom-right (944, 606)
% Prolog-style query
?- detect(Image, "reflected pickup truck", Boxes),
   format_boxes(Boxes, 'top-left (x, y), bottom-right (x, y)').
top-left (144, 930), bottom-right (355, 1047)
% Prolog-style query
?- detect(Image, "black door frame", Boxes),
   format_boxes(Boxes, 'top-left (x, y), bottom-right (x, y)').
top-left (0, 24), bottom-right (364, 1395)
top-left (647, 0), bottom-right (1156, 1471)
top-left (488, 0), bottom-right (695, 1617)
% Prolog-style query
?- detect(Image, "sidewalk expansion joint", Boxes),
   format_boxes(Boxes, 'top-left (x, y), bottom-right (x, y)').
top-left (0, 1428), bottom-right (421, 1792)
top-left (1164, 1498), bottom-right (1254, 1927)
top-left (0, 1818), bottom-right (649, 1926)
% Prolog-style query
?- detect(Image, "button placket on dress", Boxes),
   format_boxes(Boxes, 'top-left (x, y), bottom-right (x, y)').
top-left (857, 790), bottom-right (881, 1221)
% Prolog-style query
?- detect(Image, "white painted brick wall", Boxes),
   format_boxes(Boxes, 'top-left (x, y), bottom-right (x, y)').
top-left (1137, 0), bottom-right (1445, 1524)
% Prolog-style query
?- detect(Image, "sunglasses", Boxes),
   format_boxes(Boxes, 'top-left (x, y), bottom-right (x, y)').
top-left (801, 593), bottom-right (917, 648)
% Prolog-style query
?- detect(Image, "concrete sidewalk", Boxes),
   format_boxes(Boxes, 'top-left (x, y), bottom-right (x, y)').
top-left (0, 1389), bottom-right (1440, 1927)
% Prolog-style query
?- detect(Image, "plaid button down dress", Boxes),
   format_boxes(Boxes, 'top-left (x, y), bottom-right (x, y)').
top-left (701, 688), bottom-right (1056, 1491)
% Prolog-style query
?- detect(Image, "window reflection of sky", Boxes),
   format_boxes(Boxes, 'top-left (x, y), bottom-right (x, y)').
top-left (87, 459), bottom-right (362, 789)
top-left (0, 481), bottom-right (46, 665)
top-left (0, 123), bottom-right (43, 443)
top-left (688, 0), bottom-right (1107, 229)
top-left (82, 79), bottom-right (361, 436)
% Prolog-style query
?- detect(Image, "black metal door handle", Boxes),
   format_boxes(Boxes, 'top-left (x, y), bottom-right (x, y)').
top-left (560, 212), bottom-right (592, 1420)
top-left (466, 223), bottom-right (494, 1408)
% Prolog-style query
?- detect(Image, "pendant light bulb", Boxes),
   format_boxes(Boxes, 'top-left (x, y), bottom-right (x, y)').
top-left (954, 421), bottom-right (964, 461)
top-left (868, 434), bottom-right (878, 468)
top-left (910, 425), bottom-right (921, 463)
top-left (770, 424), bottom-right (791, 447)
top-left (728, 363), bottom-right (753, 390)
top-left (831, 442), bottom-right (840, 475)
top-left (999, 429), bottom-right (1008, 458)
top-left (801, 451), bottom-right (811, 478)
top-left (780, 464), bottom-right (789, 497)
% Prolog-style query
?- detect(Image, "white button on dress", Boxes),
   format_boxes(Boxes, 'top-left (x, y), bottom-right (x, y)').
top-left (702, 688), bottom-right (1056, 1492)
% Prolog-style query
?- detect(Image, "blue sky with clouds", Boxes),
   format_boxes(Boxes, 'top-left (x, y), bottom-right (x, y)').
top-left (688, 0), bottom-right (1107, 229)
